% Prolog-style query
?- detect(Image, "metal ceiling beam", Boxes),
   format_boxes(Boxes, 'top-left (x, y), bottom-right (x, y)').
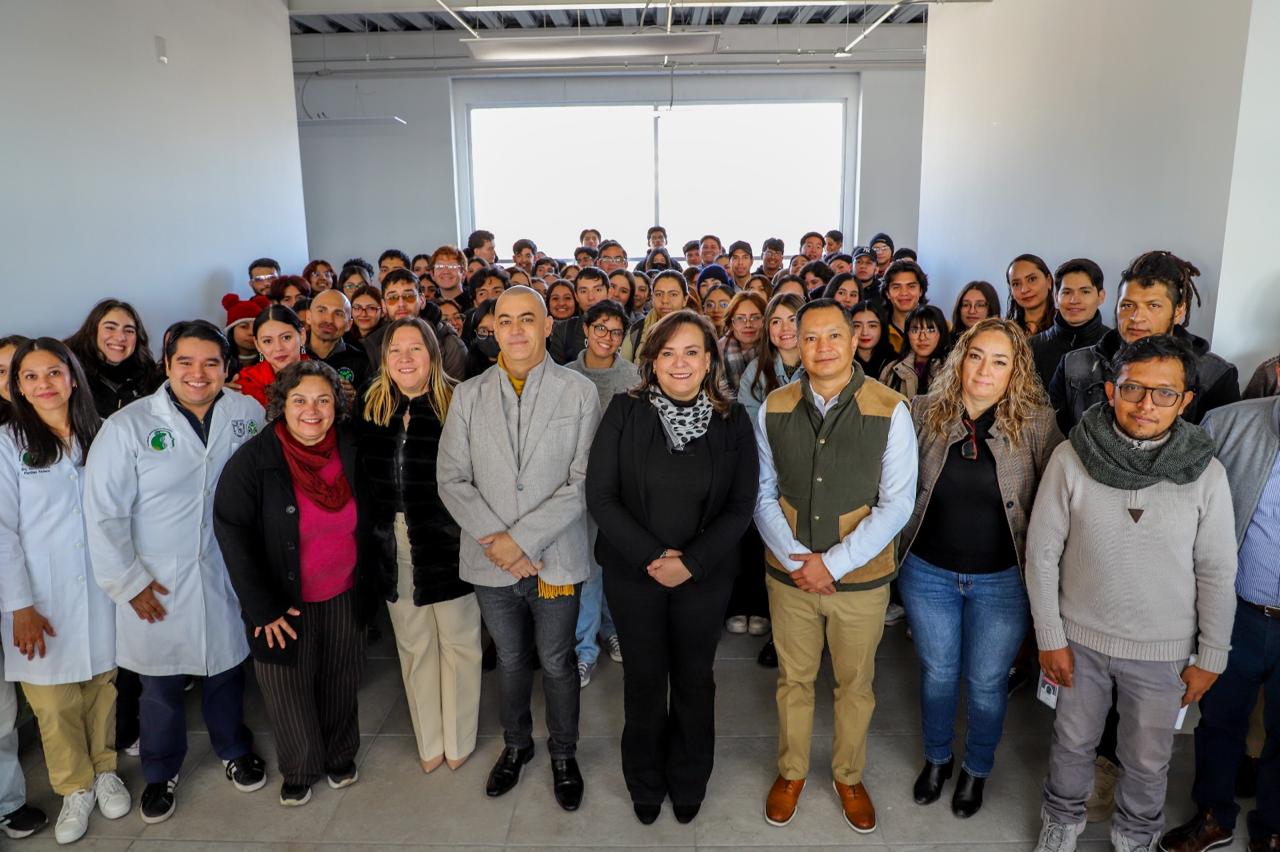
top-left (584, 8), bottom-right (604, 25)
top-left (690, 6), bottom-right (708, 26)
top-left (511, 10), bottom-right (537, 26)
top-left (294, 14), bottom-right (337, 31)
top-left (621, 8), bottom-right (637, 26)
top-left (396, 10), bottom-right (437, 27)
top-left (824, 5), bottom-right (849, 24)
top-left (755, 6), bottom-right (779, 24)
top-left (548, 9), bottom-right (570, 25)
top-left (724, 6), bottom-right (744, 25)
top-left (363, 12), bottom-right (406, 28)
top-left (792, 6), bottom-right (820, 24)
top-left (474, 10), bottom-right (504, 28)
top-left (326, 13), bottom-right (370, 31)
top-left (290, 0), bottom-right (977, 12)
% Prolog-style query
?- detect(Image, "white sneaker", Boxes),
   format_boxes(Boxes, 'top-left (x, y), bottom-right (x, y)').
top-left (124, 739), bottom-right (140, 757)
top-left (725, 616), bottom-right (748, 634)
top-left (94, 772), bottom-right (131, 820)
top-left (1032, 811), bottom-right (1086, 852)
top-left (883, 603), bottom-right (906, 626)
top-left (747, 616), bottom-right (771, 636)
top-left (1109, 827), bottom-right (1152, 852)
top-left (577, 660), bottom-right (594, 688)
top-left (54, 789), bottom-right (95, 845)
top-left (604, 634), bottom-right (623, 664)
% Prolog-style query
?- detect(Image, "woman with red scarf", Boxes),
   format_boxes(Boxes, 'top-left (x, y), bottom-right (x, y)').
top-left (213, 360), bottom-right (376, 807)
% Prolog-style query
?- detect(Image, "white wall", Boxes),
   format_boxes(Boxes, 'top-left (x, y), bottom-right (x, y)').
top-left (1212, 0), bottom-right (1280, 378)
top-left (296, 66), bottom-right (926, 264)
top-left (916, 0), bottom-right (1253, 339)
top-left (0, 0), bottom-right (308, 343)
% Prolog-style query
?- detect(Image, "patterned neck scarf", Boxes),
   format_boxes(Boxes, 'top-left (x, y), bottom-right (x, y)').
top-left (649, 390), bottom-right (714, 452)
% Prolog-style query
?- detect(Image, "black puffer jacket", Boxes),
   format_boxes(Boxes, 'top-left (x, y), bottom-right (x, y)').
top-left (356, 392), bottom-right (471, 606)
top-left (84, 358), bottom-right (161, 418)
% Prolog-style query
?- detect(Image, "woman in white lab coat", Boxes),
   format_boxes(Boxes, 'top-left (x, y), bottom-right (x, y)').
top-left (0, 338), bottom-right (129, 844)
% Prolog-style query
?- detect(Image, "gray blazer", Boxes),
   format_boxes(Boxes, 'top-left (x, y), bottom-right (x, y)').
top-left (1201, 395), bottom-right (1280, 545)
top-left (437, 356), bottom-right (601, 587)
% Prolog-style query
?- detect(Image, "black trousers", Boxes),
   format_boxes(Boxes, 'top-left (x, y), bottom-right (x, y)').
top-left (727, 524), bottom-right (769, 619)
top-left (114, 668), bottom-right (142, 748)
top-left (604, 563), bottom-right (734, 806)
top-left (254, 589), bottom-right (366, 786)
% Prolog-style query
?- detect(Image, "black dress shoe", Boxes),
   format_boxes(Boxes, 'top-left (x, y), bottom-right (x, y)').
top-left (633, 803), bottom-right (660, 824)
top-left (485, 744), bottom-right (534, 797)
top-left (672, 802), bottom-right (701, 824)
top-left (913, 758), bottom-right (953, 805)
top-left (551, 758), bottom-right (584, 811)
top-left (757, 639), bottom-right (778, 669)
top-left (950, 768), bottom-right (984, 818)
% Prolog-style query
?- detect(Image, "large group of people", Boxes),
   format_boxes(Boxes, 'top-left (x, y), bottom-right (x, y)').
top-left (0, 226), bottom-right (1276, 852)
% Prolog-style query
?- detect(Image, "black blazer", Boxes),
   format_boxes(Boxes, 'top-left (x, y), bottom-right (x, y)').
top-left (585, 393), bottom-right (759, 582)
top-left (214, 422), bottom-right (378, 665)
top-left (355, 392), bottom-right (472, 607)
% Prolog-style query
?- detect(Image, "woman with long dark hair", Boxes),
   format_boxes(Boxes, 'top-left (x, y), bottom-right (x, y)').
top-left (0, 335), bottom-right (30, 426)
top-left (880, 305), bottom-right (952, 398)
top-left (951, 281), bottom-right (1001, 341)
top-left (586, 310), bottom-right (759, 825)
top-left (232, 305), bottom-right (308, 407)
top-left (718, 291), bottom-right (767, 397)
top-left (850, 300), bottom-right (897, 383)
top-left (64, 299), bottom-right (161, 417)
top-left (1005, 254), bottom-right (1056, 336)
top-left (1, 339), bottom-right (129, 843)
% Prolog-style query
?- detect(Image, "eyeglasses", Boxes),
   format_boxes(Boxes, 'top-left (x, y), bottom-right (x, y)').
top-left (352, 304), bottom-right (380, 315)
top-left (384, 293), bottom-right (418, 304)
top-left (251, 274), bottom-right (277, 283)
top-left (1115, 382), bottom-right (1185, 407)
top-left (763, 249), bottom-right (783, 258)
top-left (909, 326), bottom-right (940, 337)
top-left (312, 271), bottom-right (334, 280)
top-left (474, 327), bottom-right (493, 339)
top-left (960, 417), bottom-right (979, 461)
top-left (589, 323), bottom-right (625, 340)
top-left (707, 300), bottom-right (731, 310)
top-left (731, 315), bottom-right (763, 327)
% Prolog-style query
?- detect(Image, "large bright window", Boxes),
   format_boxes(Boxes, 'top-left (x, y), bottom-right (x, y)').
top-left (469, 101), bottom-right (845, 260)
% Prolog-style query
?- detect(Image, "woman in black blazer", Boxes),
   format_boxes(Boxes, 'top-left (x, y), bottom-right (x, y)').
top-left (214, 360), bottom-right (377, 807)
top-left (586, 309), bottom-right (759, 825)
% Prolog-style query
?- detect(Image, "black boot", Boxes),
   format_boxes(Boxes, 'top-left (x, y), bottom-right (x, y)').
top-left (485, 745), bottom-right (534, 797)
top-left (756, 639), bottom-right (778, 669)
top-left (672, 802), bottom-right (701, 823)
top-left (950, 769), bottom-right (985, 818)
top-left (633, 803), bottom-right (660, 824)
top-left (551, 758), bottom-right (584, 811)
top-left (912, 758), bottom-right (953, 805)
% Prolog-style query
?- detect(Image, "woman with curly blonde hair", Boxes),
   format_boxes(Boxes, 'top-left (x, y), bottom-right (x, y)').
top-left (896, 317), bottom-right (1063, 818)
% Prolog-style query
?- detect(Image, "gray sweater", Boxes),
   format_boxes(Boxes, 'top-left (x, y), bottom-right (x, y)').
top-left (1025, 441), bottom-right (1238, 674)
top-left (566, 349), bottom-right (640, 414)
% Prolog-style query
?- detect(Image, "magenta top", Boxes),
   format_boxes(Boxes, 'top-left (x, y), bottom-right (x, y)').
top-left (295, 453), bottom-right (356, 603)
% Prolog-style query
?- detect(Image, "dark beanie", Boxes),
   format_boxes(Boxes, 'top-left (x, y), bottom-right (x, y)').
top-left (696, 263), bottom-right (733, 288)
top-left (870, 232), bottom-right (895, 252)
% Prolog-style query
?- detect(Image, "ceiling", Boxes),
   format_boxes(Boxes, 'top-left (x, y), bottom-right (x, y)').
top-left (288, 3), bottom-right (929, 34)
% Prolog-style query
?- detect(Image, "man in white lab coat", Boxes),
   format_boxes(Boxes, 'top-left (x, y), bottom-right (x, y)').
top-left (85, 321), bottom-right (268, 824)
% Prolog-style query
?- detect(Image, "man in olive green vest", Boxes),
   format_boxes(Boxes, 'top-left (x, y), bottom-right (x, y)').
top-left (753, 298), bottom-right (918, 834)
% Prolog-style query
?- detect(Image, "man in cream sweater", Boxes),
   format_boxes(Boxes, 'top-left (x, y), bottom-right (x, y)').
top-left (1025, 335), bottom-right (1237, 852)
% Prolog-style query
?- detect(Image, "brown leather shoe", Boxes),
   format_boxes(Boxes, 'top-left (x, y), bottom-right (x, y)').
top-left (1249, 835), bottom-right (1280, 851)
top-left (833, 780), bottom-right (877, 833)
top-left (1159, 810), bottom-right (1234, 852)
top-left (764, 776), bottom-right (805, 827)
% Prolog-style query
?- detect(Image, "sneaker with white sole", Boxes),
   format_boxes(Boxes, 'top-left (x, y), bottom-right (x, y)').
top-left (54, 789), bottom-right (95, 845)
top-left (1032, 812), bottom-right (1086, 852)
top-left (725, 615), bottom-right (748, 634)
top-left (605, 634), bottom-right (623, 664)
top-left (883, 603), bottom-right (906, 626)
top-left (223, 753), bottom-right (267, 792)
top-left (577, 660), bottom-right (595, 688)
top-left (139, 775), bottom-right (178, 824)
top-left (327, 763), bottom-right (359, 789)
top-left (124, 738), bottom-right (140, 757)
top-left (0, 803), bottom-right (48, 839)
top-left (93, 771), bottom-right (131, 819)
top-left (747, 616), bottom-right (771, 636)
top-left (279, 782), bottom-right (312, 807)
top-left (1110, 827), bottom-right (1151, 852)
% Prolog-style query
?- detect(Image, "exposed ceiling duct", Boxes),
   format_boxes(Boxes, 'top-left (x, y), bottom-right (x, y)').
top-left (461, 30), bottom-right (719, 61)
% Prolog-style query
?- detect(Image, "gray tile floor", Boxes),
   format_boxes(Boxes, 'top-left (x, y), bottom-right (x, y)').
top-left (14, 623), bottom-right (1253, 851)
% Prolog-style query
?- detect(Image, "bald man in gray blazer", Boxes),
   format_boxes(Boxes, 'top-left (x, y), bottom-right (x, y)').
top-left (438, 286), bottom-right (600, 811)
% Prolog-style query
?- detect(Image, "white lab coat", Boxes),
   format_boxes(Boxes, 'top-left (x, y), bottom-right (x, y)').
top-left (0, 428), bottom-right (115, 685)
top-left (84, 385), bottom-right (265, 677)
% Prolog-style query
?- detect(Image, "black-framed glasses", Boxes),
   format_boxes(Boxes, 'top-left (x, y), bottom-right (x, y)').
top-left (589, 323), bottom-right (625, 340)
top-left (1115, 382), bottom-right (1185, 407)
top-left (474, 327), bottom-right (493, 339)
top-left (960, 417), bottom-right (979, 461)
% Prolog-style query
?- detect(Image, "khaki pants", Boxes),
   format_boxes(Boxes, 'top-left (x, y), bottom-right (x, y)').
top-left (21, 669), bottom-right (118, 795)
top-left (767, 576), bottom-right (888, 785)
top-left (390, 516), bottom-right (483, 762)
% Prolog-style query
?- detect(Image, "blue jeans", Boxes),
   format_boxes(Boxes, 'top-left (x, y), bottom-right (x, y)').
top-left (474, 578), bottom-right (581, 760)
top-left (899, 552), bottom-right (1029, 777)
top-left (1192, 602), bottom-right (1280, 840)
top-left (576, 560), bottom-right (617, 666)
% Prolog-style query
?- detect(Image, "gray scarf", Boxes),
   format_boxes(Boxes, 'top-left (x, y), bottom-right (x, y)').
top-left (1069, 402), bottom-right (1215, 490)
top-left (649, 391), bottom-right (714, 452)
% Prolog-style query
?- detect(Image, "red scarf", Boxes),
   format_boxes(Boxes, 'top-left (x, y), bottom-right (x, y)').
top-left (274, 421), bottom-right (352, 512)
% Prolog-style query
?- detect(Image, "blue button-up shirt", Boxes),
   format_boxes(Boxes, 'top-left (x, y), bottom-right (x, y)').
top-left (1237, 431), bottom-right (1280, 607)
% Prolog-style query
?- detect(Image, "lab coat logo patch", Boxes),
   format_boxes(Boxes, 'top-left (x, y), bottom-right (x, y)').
top-left (247, 420), bottom-right (259, 435)
top-left (148, 428), bottom-right (175, 452)
top-left (232, 419), bottom-right (246, 438)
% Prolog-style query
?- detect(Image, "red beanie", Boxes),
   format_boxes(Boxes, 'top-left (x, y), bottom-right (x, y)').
top-left (223, 294), bottom-right (270, 330)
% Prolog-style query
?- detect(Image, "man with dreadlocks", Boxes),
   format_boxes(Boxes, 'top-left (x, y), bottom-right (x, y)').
top-left (1047, 250), bottom-right (1239, 435)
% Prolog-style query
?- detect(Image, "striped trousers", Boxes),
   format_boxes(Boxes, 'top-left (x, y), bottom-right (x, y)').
top-left (254, 589), bottom-right (365, 786)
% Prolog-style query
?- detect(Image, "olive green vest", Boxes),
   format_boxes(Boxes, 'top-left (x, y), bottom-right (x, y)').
top-left (763, 368), bottom-right (905, 590)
